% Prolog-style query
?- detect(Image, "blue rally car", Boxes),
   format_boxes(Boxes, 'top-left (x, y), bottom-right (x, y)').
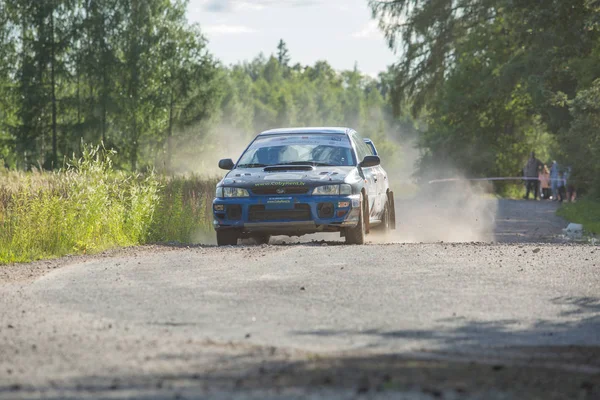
top-left (213, 127), bottom-right (396, 245)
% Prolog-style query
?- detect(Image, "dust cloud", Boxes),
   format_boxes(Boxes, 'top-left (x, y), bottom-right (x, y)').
top-left (191, 229), bottom-right (217, 246)
top-left (374, 142), bottom-right (498, 243)
top-left (373, 178), bottom-right (497, 243)
top-left (167, 124), bottom-right (253, 177)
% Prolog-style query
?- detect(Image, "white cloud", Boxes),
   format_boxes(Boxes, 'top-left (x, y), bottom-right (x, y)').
top-left (203, 24), bottom-right (257, 35)
top-left (352, 20), bottom-right (380, 39)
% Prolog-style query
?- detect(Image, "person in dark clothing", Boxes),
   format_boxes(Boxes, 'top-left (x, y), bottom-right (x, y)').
top-left (523, 151), bottom-right (543, 200)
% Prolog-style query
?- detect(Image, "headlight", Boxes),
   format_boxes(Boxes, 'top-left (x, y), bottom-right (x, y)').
top-left (339, 184), bottom-right (352, 195)
top-left (312, 184), bottom-right (352, 195)
top-left (216, 187), bottom-right (223, 198)
top-left (223, 187), bottom-right (249, 198)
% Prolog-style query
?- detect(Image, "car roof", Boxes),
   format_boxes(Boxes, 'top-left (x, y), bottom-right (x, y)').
top-left (258, 127), bottom-right (354, 136)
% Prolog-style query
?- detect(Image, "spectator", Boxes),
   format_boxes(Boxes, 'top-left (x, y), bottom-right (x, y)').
top-left (557, 171), bottom-right (567, 202)
top-left (539, 165), bottom-right (551, 199)
top-left (523, 151), bottom-right (543, 200)
top-left (565, 166), bottom-right (577, 202)
top-left (550, 160), bottom-right (559, 201)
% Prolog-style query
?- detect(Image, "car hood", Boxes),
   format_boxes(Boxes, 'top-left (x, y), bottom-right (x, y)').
top-left (219, 165), bottom-right (361, 189)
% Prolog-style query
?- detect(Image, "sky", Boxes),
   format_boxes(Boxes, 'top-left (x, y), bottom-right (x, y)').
top-left (186, 0), bottom-right (399, 76)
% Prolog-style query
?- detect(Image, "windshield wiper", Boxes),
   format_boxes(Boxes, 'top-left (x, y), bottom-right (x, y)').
top-left (237, 163), bottom-right (268, 168)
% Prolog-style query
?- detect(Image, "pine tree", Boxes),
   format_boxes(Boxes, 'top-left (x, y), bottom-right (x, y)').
top-left (276, 39), bottom-right (290, 67)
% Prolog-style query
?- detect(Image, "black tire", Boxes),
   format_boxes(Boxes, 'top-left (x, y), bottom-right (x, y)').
top-left (388, 191), bottom-right (396, 230)
top-left (373, 201), bottom-right (391, 233)
top-left (251, 234), bottom-right (271, 245)
top-left (345, 194), bottom-right (366, 245)
top-left (216, 230), bottom-right (239, 246)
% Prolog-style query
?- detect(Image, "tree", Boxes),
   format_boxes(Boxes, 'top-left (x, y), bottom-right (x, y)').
top-left (276, 39), bottom-right (290, 67)
top-left (564, 79), bottom-right (600, 197)
top-left (370, 0), bottom-right (600, 196)
top-left (0, 1), bottom-right (18, 167)
top-left (155, 2), bottom-right (220, 171)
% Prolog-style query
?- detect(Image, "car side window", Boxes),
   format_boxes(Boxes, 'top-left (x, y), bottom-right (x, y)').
top-left (365, 140), bottom-right (377, 156)
top-left (351, 132), bottom-right (372, 162)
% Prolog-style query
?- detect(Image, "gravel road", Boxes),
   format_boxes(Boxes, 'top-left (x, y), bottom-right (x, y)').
top-left (1, 198), bottom-right (599, 399)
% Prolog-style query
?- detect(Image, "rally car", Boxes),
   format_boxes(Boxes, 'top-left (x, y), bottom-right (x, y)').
top-left (213, 127), bottom-right (396, 245)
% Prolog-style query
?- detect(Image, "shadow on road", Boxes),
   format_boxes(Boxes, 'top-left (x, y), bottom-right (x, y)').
top-left (2, 298), bottom-right (598, 399)
top-left (291, 296), bottom-right (600, 353)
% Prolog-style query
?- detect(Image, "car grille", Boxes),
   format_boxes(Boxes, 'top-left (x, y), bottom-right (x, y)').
top-left (248, 204), bottom-right (311, 222)
top-left (251, 186), bottom-right (309, 195)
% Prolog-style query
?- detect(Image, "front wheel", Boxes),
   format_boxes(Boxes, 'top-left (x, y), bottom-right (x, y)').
top-left (216, 230), bottom-right (239, 246)
top-left (345, 195), bottom-right (366, 245)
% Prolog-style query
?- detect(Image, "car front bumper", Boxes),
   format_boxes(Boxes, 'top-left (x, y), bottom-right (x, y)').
top-left (213, 194), bottom-right (361, 236)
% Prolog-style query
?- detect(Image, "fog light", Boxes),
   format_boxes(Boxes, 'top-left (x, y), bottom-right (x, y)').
top-left (317, 202), bottom-right (334, 218)
top-left (227, 205), bottom-right (242, 220)
top-left (337, 210), bottom-right (347, 217)
top-left (214, 204), bottom-right (224, 211)
top-left (337, 201), bottom-right (350, 208)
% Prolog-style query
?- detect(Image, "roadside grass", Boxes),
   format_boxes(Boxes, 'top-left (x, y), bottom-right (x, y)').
top-left (148, 176), bottom-right (217, 244)
top-left (0, 146), bottom-right (217, 265)
top-left (557, 199), bottom-right (600, 235)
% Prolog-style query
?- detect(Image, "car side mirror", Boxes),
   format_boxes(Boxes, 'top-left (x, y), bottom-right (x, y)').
top-left (360, 155), bottom-right (380, 168)
top-left (218, 158), bottom-right (234, 170)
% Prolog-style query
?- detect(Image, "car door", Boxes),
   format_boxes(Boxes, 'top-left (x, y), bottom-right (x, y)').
top-left (364, 138), bottom-right (388, 214)
top-left (351, 132), bottom-right (379, 217)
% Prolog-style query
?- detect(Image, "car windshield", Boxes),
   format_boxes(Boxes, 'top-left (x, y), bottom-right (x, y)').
top-left (237, 134), bottom-right (355, 168)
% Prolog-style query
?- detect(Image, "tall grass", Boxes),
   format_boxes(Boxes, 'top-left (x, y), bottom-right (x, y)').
top-left (148, 176), bottom-right (217, 244)
top-left (0, 145), bottom-right (217, 264)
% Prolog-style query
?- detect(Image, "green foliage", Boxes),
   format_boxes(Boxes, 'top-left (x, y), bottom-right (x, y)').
top-left (563, 79), bottom-right (600, 199)
top-left (0, 0), bottom-right (220, 172)
top-left (494, 182), bottom-right (526, 200)
top-left (0, 145), bottom-right (216, 264)
top-left (557, 200), bottom-right (600, 234)
top-left (1, 0), bottom-right (408, 175)
top-left (371, 0), bottom-right (600, 196)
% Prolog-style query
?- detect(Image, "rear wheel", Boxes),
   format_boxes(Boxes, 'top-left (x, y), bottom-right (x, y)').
top-left (216, 230), bottom-right (239, 246)
top-left (345, 195), bottom-right (366, 245)
top-left (388, 191), bottom-right (396, 230)
top-left (374, 201), bottom-right (391, 233)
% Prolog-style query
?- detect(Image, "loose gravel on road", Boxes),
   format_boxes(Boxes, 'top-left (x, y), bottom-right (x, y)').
top-left (1, 199), bottom-right (598, 400)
